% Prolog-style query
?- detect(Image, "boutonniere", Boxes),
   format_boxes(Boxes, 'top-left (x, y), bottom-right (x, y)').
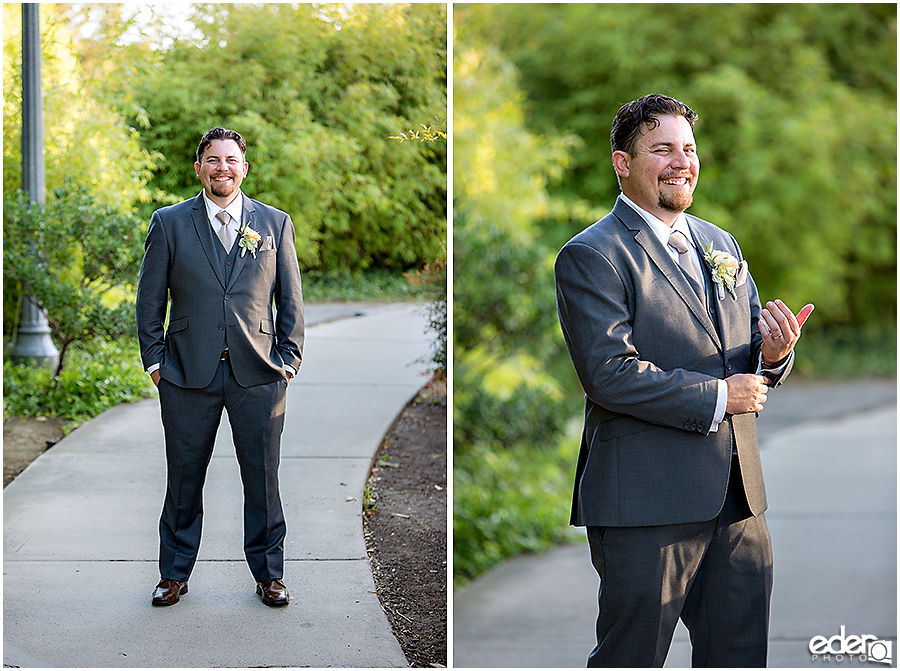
top-left (702, 242), bottom-right (739, 300)
top-left (235, 224), bottom-right (262, 258)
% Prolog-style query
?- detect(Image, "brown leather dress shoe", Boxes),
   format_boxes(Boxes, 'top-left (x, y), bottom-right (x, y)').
top-left (152, 578), bottom-right (188, 606)
top-left (256, 578), bottom-right (290, 607)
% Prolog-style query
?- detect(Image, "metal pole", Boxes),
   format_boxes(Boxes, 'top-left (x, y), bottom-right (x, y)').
top-left (10, 3), bottom-right (59, 369)
top-left (21, 3), bottom-right (45, 206)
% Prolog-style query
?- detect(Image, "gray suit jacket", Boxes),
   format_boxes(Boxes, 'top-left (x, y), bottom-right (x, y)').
top-left (136, 192), bottom-right (304, 389)
top-left (555, 197), bottom-right (791, 527)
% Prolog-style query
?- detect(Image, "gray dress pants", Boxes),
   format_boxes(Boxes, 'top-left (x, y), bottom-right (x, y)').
top-left (586, 455), bottom-right (773, 667)
top-left (157, 357), bottom-right (288, 583)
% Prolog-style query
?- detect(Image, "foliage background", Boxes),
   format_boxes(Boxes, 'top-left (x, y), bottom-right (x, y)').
top-left (453, 3), bottom-right (896, 584)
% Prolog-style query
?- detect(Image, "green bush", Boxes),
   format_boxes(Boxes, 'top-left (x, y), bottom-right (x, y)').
top-left (301, 269), bottom-right (418, 303)
top-left (4, 186), bottom-right (145, 376)
top-left (3, 339), bottom-right (153, 424)
top-left (453, 435), bottom-right (582, 585)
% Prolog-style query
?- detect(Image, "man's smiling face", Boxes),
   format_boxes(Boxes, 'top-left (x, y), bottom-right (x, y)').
top-left (613, 114), bottom-right (700, 225)
top-left (195, 138), bottom-right (249, 207)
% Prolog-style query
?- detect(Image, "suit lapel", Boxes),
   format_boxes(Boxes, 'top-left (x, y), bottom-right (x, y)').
top-left (687, 217), bottom-right (739, 353)
top-left (191, 194), bottom-right (227, 289)
top-left (615, 200), bottom-right (722, 350)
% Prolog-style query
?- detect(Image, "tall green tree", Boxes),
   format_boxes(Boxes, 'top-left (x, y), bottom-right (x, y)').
top-left (118, 3), bottom-right (446, 272)
top-left (453, 33), bottom-right (581, 582)
top-left (2, 3), bottom-right (159, 207)
top-left (3, 3), bottom-right (159, 342)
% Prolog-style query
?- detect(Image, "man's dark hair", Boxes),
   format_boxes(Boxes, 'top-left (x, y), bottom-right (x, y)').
top-left (195, 127), bottom-right (247, 163)
top-left (610, 94), bottom-right (698, 156)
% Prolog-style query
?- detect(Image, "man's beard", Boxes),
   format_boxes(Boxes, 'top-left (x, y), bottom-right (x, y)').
top-left (658, 187), bottom-right (693, 213)
top-left (210, 176), bottom-right (236, 198)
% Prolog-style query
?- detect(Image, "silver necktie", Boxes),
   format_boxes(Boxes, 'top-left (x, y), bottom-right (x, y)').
top-left (215, 210), bottom-right (232, 250)
top-left (668, 229), bottom-right (703, 290)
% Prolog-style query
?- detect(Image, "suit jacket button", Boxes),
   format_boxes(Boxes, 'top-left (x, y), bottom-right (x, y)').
top-left (218, 323), bottom-right (225, 330)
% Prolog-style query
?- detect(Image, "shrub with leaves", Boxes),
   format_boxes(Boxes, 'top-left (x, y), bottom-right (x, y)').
top-left (4, 185), bottom-right (145, 376)
top-left (3, 339), bottom-right (151, 423)
top-left (406, 253), bottom-right (447, 377)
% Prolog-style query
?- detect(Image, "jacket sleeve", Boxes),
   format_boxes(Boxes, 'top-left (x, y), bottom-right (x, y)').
top-left (272, 214), bottom-right (305, 372)
top-left (135, 211), bottom-right (170, 371)
top-left (555, 240), bottom-right (720, 433)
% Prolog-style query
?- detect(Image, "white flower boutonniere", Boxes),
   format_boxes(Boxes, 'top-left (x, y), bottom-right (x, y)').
top-left (703, 242), bottom-right (739, 300)
top-left (236, 224), bottom-right (262, 258)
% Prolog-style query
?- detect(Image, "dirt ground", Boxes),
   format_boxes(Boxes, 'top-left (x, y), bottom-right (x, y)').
top-left (363, 377), bottom-right (447, 668)
top-left (3, 415), bottom-right (68, 487)
top-left (4, 378), bottom-right (448, 668)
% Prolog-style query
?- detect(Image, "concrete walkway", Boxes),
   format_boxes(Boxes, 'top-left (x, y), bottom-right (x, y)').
top-left (4, 303), bottom-right (432, 668)
top-left (453, 379), bottom-right (897, 668)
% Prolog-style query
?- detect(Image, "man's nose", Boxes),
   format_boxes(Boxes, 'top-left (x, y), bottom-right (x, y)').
top-left (670, 150), bottom-right (690, 169)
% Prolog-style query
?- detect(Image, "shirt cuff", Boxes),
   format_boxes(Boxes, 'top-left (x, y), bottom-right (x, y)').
top-left (757, 352), bottom-right (790, 378)
top-left (710, 379), bottom-right (728, 433)
top-left (147, 363), bottom-right (161, 375)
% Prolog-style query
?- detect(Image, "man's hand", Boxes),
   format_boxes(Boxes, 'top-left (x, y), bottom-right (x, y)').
top-left (759, 300), bottom-right (815, 366)
top-left (150, 370), bottom-right (161, 387)
top-left (284, 370), bottom-right (293, 385)
top-left (725, 373), bottom-right (769, 415)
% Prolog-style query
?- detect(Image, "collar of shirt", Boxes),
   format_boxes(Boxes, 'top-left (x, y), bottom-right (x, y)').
top-left (201, 189), bottom-right (243, 232)
top-left (619, 193), bottom-right (695, 263)
top-left (619, 193), bottom-right (705, 289)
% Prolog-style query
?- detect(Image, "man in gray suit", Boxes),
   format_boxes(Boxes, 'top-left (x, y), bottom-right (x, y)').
top-left (137, 127), bottom-right (304, 607)
top-left (555, 95), bottom-right (813, 666)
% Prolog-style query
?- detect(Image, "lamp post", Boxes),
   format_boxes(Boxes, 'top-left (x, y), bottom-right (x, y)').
top-left (9, 2), bottom-right (59, 370)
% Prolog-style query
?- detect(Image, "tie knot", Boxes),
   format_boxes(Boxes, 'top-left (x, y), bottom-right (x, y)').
top-left (668, 229), bottom-right (691, 254)
top-left (216, 210), bottom-right (231, 227)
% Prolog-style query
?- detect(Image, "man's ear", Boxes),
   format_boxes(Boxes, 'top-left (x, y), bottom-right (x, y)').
top-left (612, 150), bottom-right (630, 180)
